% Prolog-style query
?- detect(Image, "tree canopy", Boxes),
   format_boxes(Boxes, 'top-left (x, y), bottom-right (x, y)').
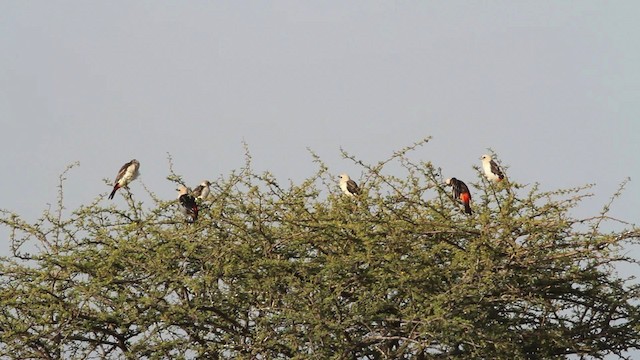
top-left (1, 140), bottom-right (639, 359)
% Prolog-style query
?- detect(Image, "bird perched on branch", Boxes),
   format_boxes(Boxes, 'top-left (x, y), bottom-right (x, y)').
top-left (192, 180), bottom-right (211, 201)
top-left (445, 177), bottom-right (472, 215)
top-left (481, 154), bottom-right (504, 182)
top-left (339, 173), bottom-right (361, 197)
top-left (177, 185), bottom-right (198, 223)
top-left (108, 159), bottom-right (140, 200)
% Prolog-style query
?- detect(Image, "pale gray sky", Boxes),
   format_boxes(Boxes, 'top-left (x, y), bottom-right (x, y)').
top-left (1, 2), bottom-right (638, 257)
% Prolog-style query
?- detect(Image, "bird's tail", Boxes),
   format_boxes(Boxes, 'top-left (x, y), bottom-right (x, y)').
top-left (464, 202), bottom-right (472, 215)
top-left (108, 184), bottom-right (120, 200)
top-left (187, 207), bottom-right (198, 223)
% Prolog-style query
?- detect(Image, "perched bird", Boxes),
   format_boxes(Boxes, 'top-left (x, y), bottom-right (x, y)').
top-left (177, 185), bottom-right (198, 223)
top-left (192, 180), bottom-right (211, 200)
top-left (481, 154), bottom-right (504, 182)
top-left (108, 159), bottom-right (140, 199)
top-left (445, 177), bottom-right (472, 215)
top-left (339, 173), bottom-right (361, 197)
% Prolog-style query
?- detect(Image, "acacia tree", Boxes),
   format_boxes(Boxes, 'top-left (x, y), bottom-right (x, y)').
top-left (1, 139), bottom-right (639, 359)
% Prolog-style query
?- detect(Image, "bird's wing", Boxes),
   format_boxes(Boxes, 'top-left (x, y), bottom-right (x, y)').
top-left (452, 179), bottom-right (471, 199)
top-left (192, 185), bottom-right (204, 197)
top-left (346, 179), bottom-right (360, 194)
top-left (458, 180), bottom-right (470, 195)
top-left (114, 160), bottom-right (133, 183)
top-left (179, 194), bottom-right (197, 209)
top-left (490, 160), bottom-right (504, 178)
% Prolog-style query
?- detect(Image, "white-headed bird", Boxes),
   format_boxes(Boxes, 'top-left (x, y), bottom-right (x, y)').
top-left (108, 159), bottom-right (140, 200)
top-left (339, 173), bottom-right (361, 197)
top-left (192, 180), bottom-right (211, 201)
top-left (445, 177), bottom-right (472, 215)
top-left (481, 154), bottom-right (504, 182)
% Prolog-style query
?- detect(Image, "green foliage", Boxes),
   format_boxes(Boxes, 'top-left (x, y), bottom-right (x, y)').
top-left (1, 139), bottom-right (639, 359)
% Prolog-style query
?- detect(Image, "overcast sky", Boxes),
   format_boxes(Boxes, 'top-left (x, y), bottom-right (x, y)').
top-left (1, 2), bottom-right (638, 261)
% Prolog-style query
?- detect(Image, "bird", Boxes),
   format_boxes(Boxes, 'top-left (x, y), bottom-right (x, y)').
top-left (481, 154), bottom-right (504, 182)
top-left (445, 177), bottom-right (472, 215)
top-left (108, 159), bottom-right (140, 200)
top-left (177, 185), bottom-right (198, 223)
top-left (339, 173), bottom-right (361, 197)
top-left (192, 180), bottom-right (211, 200)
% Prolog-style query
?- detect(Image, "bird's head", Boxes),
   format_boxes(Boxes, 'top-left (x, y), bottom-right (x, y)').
top-left (481, 154), bottom-right (492, 162)
top-left (176, 185), bottom-right (189, 195)
top-left (202, 180), bottom-right (211, 187)
top-left (339, 173), bottom-right (350, 181)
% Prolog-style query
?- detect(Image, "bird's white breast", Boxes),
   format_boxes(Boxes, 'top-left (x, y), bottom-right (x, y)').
top-left (483, 161), bottom-right (499, 181)
top-left (120, 167), bottom-right (138, 185)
